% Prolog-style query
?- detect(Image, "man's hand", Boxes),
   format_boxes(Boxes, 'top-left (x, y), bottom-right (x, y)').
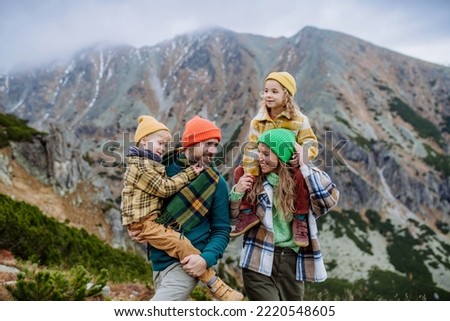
top-left (181, 254), bottom-right (207, 278)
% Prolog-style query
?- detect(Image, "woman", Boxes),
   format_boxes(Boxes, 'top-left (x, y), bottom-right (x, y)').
top-left (230, 128), bottom-right (339, 301)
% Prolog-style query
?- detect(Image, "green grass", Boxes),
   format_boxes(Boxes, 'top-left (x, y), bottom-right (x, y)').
top-left (389, 97), bottom-right (444, 146)
top-left (444, 115), bottom-right (450, 133)
top-left (317, 209), bottom-right (450, 300)
top-left (335, 115), bottom-right (352, 129)
top-left (423, 143), bottom-right (450, 176)
top-left (305, 267), bottom-right (450, 300)
top-left (0, 113), bottom-right (45, 148)
top-left (0, 193), bottom-right (152, 283)
top-left (365, 209), bottom-right (395, 235)
top-left (324, 210), bottom-right (373, 255)
top-left (436, 220), bottom-right (450, 234)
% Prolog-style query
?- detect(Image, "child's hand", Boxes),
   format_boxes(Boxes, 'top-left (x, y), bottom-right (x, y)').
top-left (235, 173), bottom-right (254, 193)
top-left (193, 162), bottom-right (204, 174)
top-left (294, 143), bottom-right (305, 167)
top-left (289, 152), bottom-right (299, 167)
top-left (127, 227), bottom-right (146, 244)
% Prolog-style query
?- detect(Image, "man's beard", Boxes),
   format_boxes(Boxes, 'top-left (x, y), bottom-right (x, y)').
top-left (188, 153), bottom-right (213, 167)
top-left (200, 154), bottom-right (214, 167)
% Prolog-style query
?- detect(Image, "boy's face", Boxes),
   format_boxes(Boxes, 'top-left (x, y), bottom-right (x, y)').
top-left (263, 79), bottom-right (286, 110)
top-left (141, 130), bottom-right (171, 157)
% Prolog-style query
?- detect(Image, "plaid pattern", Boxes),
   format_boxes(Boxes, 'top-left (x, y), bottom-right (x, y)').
top-left (149, 151), bottom-right (231, 271)
top-left (243, 106), bottom-right (318, 175)
top-left (231, 165), bottom-right (339, 282)
top-left (300, 166), bottom-right (340, 218)
top-left (120, 156), bottom-right (197, 225)
top-left (157, 156), bottom-right (220, 233)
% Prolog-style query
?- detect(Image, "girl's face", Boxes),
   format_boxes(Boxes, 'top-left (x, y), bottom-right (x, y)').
top-left (263, 79), bottom-right (286, 110)
top-left (258, 143), bottom-right (279, 174)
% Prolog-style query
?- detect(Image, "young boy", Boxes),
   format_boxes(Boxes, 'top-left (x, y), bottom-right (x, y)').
top-left (121, 115), bottom-right (243, 301)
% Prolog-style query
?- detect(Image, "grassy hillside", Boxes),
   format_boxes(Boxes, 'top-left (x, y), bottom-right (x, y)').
top-left (0, 193), bottom-right (152, 283)
top-left (0, 113), bottom-right (45, 148)
top-left (1, 192), bottom-right (449, 300)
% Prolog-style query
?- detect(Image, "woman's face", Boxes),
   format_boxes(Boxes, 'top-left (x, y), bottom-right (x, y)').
top-left (258, 143), bottom-right (279, 174)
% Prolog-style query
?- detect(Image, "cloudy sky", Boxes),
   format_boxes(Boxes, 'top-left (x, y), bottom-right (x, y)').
top-left (1, 0), bottom-right (449, 70)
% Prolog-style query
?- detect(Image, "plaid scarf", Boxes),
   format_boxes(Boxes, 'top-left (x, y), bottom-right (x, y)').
top-left (156, 149), bottom-right (219, 233)
top-left (127, 146), bottom-right (162, 163)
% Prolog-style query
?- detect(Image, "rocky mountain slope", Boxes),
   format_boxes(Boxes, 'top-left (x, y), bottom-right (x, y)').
top-left (0, 26), bottom-right (449, 293)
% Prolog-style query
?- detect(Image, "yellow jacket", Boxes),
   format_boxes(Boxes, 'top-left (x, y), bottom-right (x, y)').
top-left (243, 106), bottom-right (318, 175)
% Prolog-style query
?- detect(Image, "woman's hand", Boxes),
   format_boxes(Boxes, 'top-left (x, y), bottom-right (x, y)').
top-left (235, 173), bottom-right (254, 193)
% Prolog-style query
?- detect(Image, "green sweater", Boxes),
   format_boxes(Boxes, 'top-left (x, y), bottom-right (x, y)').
top-left (231, 173), bottom-right (298, 250)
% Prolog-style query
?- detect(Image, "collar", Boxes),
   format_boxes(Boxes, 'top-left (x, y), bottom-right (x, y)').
top-left (255, 106), bottom-right (292, 121)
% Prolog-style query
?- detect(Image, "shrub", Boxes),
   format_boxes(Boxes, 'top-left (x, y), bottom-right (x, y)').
top-left (5, 265), bottom-right (107, 301)
top-left (0, 193), bottom-right (152, 283)
top-left (388, 97), bottom-right (444, 146)
top-left (0, 113), bottom-right (45, 147)
top-left (306, 267), bottom-right (450, 300)
top-left (423, 144), bottom-right (450, 176)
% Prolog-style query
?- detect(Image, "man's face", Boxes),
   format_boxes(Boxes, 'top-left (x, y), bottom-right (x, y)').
top-left (187, 138), bottom-right (219, 167)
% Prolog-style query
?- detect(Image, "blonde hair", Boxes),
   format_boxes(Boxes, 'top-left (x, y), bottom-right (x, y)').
top-left (247, 163), bottom-right (297, 221)
top-left (259, 87), bottom-right (301, 118)
top-left (138, 130), bottom-right (171, 148)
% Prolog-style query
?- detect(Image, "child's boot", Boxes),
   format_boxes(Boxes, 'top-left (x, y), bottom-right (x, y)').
top-left (199, 268), bottom-right (244, 301)
top-left (230, 200), bottom-right (260, 237)
top-left (207, 276), bottom-right (244, 301)
top-left (292, 214), bottom-right (309, 247)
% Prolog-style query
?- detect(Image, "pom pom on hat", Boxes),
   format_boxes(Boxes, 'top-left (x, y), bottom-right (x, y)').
top-left (134, 115), bottom-right (170, 144)
top-left (257, 128), bottom-right (296, 163)
top-left (265, 71), bottom-right (297, 96)
top-left (182, 116), bottom-right (222, 147)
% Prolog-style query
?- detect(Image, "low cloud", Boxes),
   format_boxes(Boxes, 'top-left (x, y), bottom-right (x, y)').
top-left (0, 0), bottom-right (449, 70)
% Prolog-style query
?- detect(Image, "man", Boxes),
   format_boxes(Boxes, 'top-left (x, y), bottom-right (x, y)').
top-left (132, 115), bottom-right (241, 301)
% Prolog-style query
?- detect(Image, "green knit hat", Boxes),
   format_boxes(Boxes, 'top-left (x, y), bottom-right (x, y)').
top-left (257, 128), bottom-right (296, 163)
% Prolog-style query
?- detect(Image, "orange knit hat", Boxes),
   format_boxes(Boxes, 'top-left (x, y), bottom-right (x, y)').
top-left (182, 116), bottom-right (222, 147)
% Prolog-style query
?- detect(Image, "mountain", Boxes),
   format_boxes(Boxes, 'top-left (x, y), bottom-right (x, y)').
top-left (0, 26), bottom-right (449, 295)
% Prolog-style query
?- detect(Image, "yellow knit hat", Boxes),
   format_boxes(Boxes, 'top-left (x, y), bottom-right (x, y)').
top-left (265, 71), bottom-right (297, 96)
top-left (134, 115), bottom-right (170, 144)
top-left (182, 115), bottom-right (222, 148)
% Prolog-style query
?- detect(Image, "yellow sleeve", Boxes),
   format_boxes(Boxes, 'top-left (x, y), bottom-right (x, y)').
top-left (242, 120), bottom-right (261, 176)
top-left (296, 115), bottom-right (318, 161)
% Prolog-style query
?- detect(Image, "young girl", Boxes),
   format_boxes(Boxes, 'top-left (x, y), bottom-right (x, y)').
top-left (230, 128), bottom-right (339, 300)
top-left (233, 71), bottom-right (319, 247)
